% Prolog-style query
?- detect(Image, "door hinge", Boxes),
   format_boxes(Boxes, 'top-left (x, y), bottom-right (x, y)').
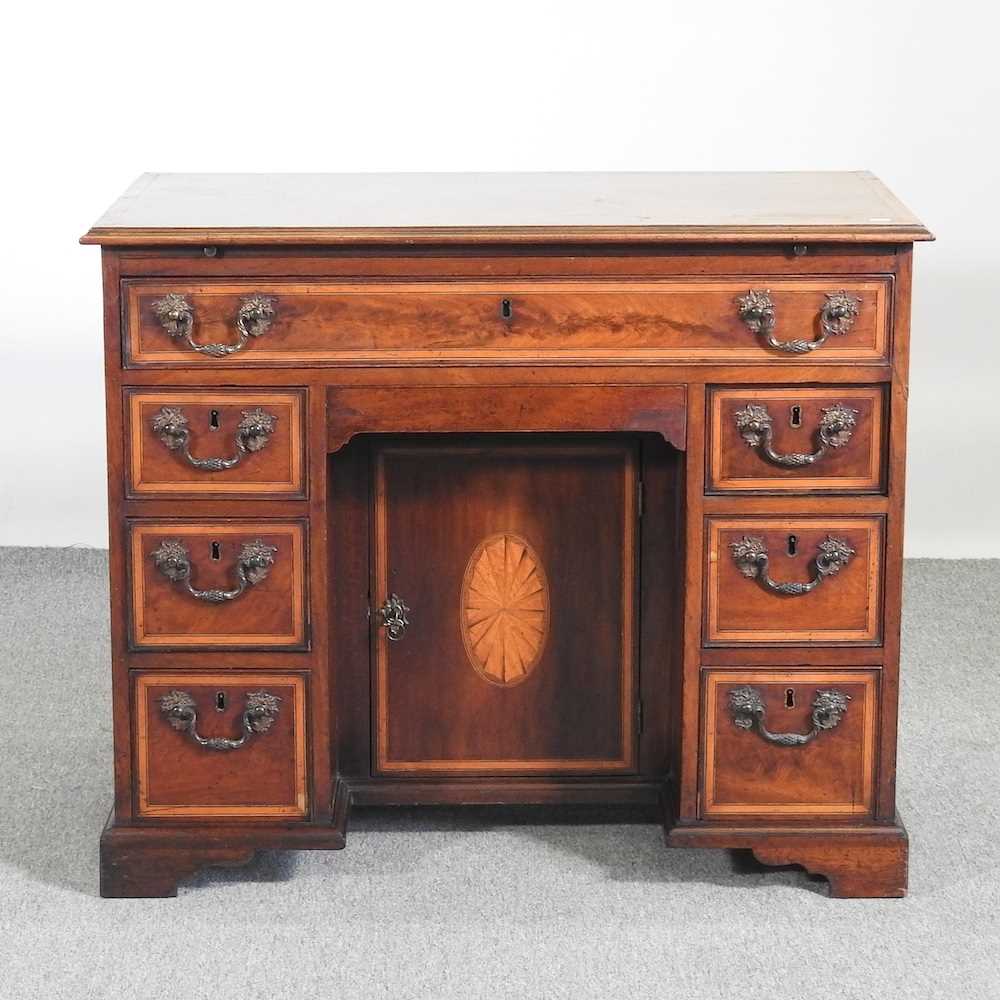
top-left (637, 480), bottom-right (644, 518)
top-left (637, 698), bottom-right (644, 734)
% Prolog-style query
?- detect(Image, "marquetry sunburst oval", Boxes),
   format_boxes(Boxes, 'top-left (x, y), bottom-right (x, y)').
top-left (460, 532), bottom-right (549, 687)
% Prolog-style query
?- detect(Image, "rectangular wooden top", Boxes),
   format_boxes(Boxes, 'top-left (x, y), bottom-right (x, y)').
top-left (81, 171), bottom-right (931, 246)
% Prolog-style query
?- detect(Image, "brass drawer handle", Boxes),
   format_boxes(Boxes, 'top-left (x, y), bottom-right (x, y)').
top-left (730, 535), bottom-right (854, 596)
top-left (158, 689), bottom-right (281, 751)
top-left (378, 593), bottom-right (410, 641)
top-left (151, 293), bottom-right (276, 357)
top-left (729, 685), bottom-right (850, 746)
top-left (151, 406), bottom-right (277, 471)
top-left (734, 402), bottom-right (858, 467)
top-left (737, 289), bottom-right (861, 354)
top-left (152, 538), bottom-right (277, 603)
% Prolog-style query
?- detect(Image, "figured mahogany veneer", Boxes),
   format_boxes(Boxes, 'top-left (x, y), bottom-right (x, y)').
top-left (701, 670), bottom-right (877, 818)
top-left (705, 516), bottom-right (884, 645)
top-left (373, 439), bottom-right (637, 775)
top-left (708, 386), bottom-right (885, 493)
top-left (135, 672), bottom-right (308, 818)
top-left (84, 172), bottom-right (929, 899)
top-left (124, 278), bottom-right (890, 367)
top-left (128, 520), bottom-right (308, 648)
top-left (126, 389), bottom-right (306, 497)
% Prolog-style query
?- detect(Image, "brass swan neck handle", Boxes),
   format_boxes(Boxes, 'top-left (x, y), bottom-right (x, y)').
top-left (730, 535), bottom-right (855, 596)
top-left (151, 293), bottom-right (276, 357)
top-left (734, 402), bottom-right (858, 467)
top-left (729, 685), bottom-right (851, 746)
top-left (158, 690), bottom-right (281, 751)
top-left (737, 289), bottom-right (862, 354)
top-left (151, 406), bottom-right (277, 471)
top-left (152, 538), bottom-right (277, 603)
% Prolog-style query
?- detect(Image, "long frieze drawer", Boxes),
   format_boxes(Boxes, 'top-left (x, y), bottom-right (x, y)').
top-left (123, 279), bottom-right (892, 366)
top-left (134, 671), bottom-right (308, 819)
top-left (705, 517), bottom-right (883, 645)
top-left (125, 389), bottom-right (306, 498)
top-left (128, 520), bottom-right (308, 649)
top-left (701, 670), bottom-right (876, 818)
top-left (708, 386), bottom-right (886, 493)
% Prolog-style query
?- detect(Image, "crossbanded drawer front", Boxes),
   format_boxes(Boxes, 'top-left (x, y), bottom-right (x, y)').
top-left (701, 670), bottom-right (877, 818)
top-left (127, 520), bottom-right (308, 649)
top-left (125, 389), bottom-right (306, 498)
top-left (134, 672), bottom-right (308, 819)
top-left (123, 278), bottom-right (891, 366)
top-left (705, 516), bottom-right (883, 646)
top-left (708, 386), bottom-right (886, 493)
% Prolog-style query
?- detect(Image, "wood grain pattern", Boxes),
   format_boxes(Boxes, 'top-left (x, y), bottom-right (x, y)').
top-left (707, 386), bottom-right (885, 493)
top-left (126, 389), bottom-right (306, 497)
top-left (124, 279), bottom-right (890, 367)
top-left (461, 533), bottom-right (549, 686)
top-left (135, 672), bottom-right (307, 818)
top-left (374, 439), bottom-right (637, 774)
top-left (328, 383), bottom-right (687, 452)
top-left (701, 670), bottom-right (876, 817)
top-left (128, 520), bottom-right (307, 648)
top-left (704, 516), bottom-right (883, 645)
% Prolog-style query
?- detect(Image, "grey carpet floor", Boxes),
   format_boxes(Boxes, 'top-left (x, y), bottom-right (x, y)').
top-left (0, 549), bottom-right (997, 1000)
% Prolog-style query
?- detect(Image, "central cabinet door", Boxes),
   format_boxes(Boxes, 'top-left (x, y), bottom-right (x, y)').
top-left (373, 437), bottom-right (639, 775)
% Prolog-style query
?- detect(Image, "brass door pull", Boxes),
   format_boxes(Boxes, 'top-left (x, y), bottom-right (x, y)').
top-left (152, 538), bottom-right (277, 603)
top-left (734, 402), bottom-right (858, 467)
top-left (151, 293), bottom-right (276, 357)
top-left (737, 289), bottom-right (861, 354)
top-left (151, 406), bottom-right (277, 471)
top-left (158, 690), bottom-right (281, 750)
top-left (729, 686), bottom-right (850, 746)
top-left (729, 535), bottom-right (855, 596)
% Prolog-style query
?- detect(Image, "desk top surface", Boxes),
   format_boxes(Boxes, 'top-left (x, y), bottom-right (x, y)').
top-left (81, 171), bottom-right (931, 246)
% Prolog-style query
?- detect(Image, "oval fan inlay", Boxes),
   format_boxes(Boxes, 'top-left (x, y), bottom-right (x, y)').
top-left (460, 533), bottom-right (549, 686)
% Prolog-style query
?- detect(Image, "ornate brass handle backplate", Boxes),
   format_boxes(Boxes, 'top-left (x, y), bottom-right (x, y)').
top-left (151, 406), bottom-right (277, 471)
top-left (152, 538), bottom-right (277, 603)
top-left (734, 402), bottom-right (858, 467)
top-left (151, 293), bottom-right (276, 357)
top-left (730, 535), bottom-right (855, 596)
top-left (378, 593), bottom-right (410, 641)
top-left (729, 685), bottom-right (850, 746)
top-left (158, 689), bottom-right (281, 751)
top-left (737, 289), bottom-right (861, 354)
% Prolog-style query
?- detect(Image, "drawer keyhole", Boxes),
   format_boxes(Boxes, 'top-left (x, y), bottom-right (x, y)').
top-left (209, 409), bottom-right (221, 430)
top-left (211, 541), bottom-right (222, 561)
top-left (789, 405), bottom-right (802, 428)
top-left (787, 534), bottom-right (798, 557)
top-left (216, 691), bottom-right (226, 712)
top-left (500, 298), bottom-right (513, 320)
top-left (785, 688), bottom-right (795, 709)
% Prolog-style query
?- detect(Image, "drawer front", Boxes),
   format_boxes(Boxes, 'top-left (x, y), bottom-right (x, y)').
top-left (125, 389), bottom-right (306, 498)
top-left (705, 517), bottom-right (883, 645)
top-left (701, 670), bottom-right (876, 818)
top-left (128, 520), bottom-right (307, 649)
top-left (134, 672), bottom-right (307, 818)
top-left (708, 386), bottom-right (885, 493)
top-left (124, 278), bottom-right (891, 366)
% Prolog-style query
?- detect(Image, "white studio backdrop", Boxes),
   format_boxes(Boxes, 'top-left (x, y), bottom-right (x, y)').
top-left (0, 0), bottom-right (995, 556)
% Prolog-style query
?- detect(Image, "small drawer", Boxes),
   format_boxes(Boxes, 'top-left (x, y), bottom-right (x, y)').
top-left (134, 671), bottom-right (307, 819)
top-left (701, 670), bottom-right (876, 818)
top-left (708, 386), bottom-right (885, 493)
top-left (705, 517), bottom-right (883, 646)
top-left (123, 278), bottom-right (891, 366)
top-left (125, 389), bottom-right (306, 498)
top-left (128, 520), bottom-right (307, 649)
